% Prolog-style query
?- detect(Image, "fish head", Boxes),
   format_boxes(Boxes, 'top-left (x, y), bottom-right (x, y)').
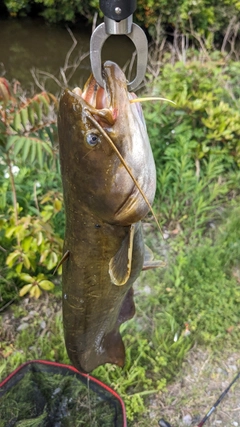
top-left (58, 61), bottom-right (156, 225)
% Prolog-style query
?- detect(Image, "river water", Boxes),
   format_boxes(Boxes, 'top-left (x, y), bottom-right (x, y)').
top-left (0, 17), bottom-right (136, 93)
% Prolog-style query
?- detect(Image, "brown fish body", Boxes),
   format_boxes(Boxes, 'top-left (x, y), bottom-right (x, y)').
top-left (58, 61), bottom-right (156, 372)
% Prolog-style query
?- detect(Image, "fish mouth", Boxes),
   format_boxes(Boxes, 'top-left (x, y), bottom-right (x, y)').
top-left (81, 76), bottom-right (110, 111)
top-left (73, 61), bottom-right (131, 125)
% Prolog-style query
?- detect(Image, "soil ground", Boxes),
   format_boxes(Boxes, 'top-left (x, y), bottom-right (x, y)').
top-left (149, 348), bottom-right (240, 427)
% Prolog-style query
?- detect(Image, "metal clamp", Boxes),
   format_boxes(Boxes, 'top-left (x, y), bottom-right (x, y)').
top-left (90, 4), bottom-right (148, 91)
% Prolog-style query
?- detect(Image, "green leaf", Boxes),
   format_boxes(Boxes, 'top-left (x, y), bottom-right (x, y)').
top-left (37, 141), bottom-right (43, 167)
top-left (45, 126), bottom-right (54, 144)
top-left (54, 198), bottom-right (62, 212)
top-left (6, 135), bottom-right (19, 151)
top-left (33, 100), bottom-right (42, 122)
top-left (36, 273), bottom-right (45, 281)
top-left (30, 139), bottom-right (37, 163)
top-left (36, 231), bottom-right (43, 246)
top-left (20, 108), bottom-right (28, 128)
top-left (22, 236), bottom-right (34, 252)
top-left (40, 249), bottom-right (48, 264)
top-left (20, 273), bottom-right (34, 283)
top-left (42, 141), bottom-right (53, 156)
top-left (12, 112), bottom-right (22, 132)
top-left (13, 137), bottom-right (26, 157)
top-left (30, 285), bottom-right (41, 299)
top-left (39, 94), bottom-right (49, 115)
top-left (16, 263), bottom-right (23, 274)
top-left (22, 137), bottom-right (31, 161)
top-left (28, 104), bottom-right (35, 126)
top-left (46, 251), bottom-right (58, 270)
top-left (6, 251), bottom-right (19, 267)
top-left (19, 284), bottom-right (33, 297)
top-left (39, 280), bottom-right (55, 291)
top-left (22, 254), bottom-right (31, 269)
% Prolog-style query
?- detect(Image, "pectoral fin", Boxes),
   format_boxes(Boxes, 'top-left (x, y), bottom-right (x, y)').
top-left (142, 244), bottom-right (165, 270)
top-left (109, 224), bottom-right (135, 286)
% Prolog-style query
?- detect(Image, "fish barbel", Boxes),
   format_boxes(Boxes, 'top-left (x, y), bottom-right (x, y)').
top-left (58, 61), bottom-right (159, 373)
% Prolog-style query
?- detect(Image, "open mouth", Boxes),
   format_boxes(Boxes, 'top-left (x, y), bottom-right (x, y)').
top-left (73, 63), bottom-right (112, 108)
top-left (71, 61), bottom-right (136, 126)
top-left (72, 72), bottom-right (118, 126)
top-left (82, 76), bottom-right (110, 110)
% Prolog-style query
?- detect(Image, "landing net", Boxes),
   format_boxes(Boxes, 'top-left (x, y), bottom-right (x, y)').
top-left (0, 360), bottom-right (127, 426)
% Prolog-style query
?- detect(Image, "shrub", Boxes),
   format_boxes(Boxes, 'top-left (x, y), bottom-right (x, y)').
top-left (4, 0), bottom-right (240, 47)
top-left (145, 58), bottom-right (240, 168)
top-left (0, 78), bottom-right (63, 306)
top-left (143, 56), bottom-right (240, 231)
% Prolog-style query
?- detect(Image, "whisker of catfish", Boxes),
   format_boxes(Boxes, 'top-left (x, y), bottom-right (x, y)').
top-left (129, 97), bottom-right (176, 105)
top-left (86, 111), bottom-right (163, 236)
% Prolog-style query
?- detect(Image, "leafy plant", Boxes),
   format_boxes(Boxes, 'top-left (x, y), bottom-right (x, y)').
top-left (145, 59), bottom-right (240, 166)
top-left (4, 202), bottom-right (63, 294)
top-left (143, 56), bottom-right (240, 234)
top-left (4, 0), bottom-right (240, 49)
top-left (0, 79), bottom-right (57, 166)
top-left (158, 206), bottom-right (240, 345)
top-left (18, 273), bottom-right (54, 299)
top-left (2, 204), bottom-right (240, 422)
top-left (0, 78), bottom-right (62, 305)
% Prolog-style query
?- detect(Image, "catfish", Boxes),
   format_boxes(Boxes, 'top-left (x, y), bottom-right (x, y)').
top-left (58, 61), bottom-right (160, 373)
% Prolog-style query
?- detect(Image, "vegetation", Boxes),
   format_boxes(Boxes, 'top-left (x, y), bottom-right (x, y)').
top-left (1, 24), bottom-right (240, 425)
top-left (145, 53), bottom-right (240, 234)
top-left (3, 0), bottom-right (240, 49)
top-left (0, 78), bottom-right (63, 304)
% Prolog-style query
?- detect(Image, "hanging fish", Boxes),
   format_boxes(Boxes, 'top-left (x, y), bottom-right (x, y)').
top-left (58, 61), bottom-right (161, 373)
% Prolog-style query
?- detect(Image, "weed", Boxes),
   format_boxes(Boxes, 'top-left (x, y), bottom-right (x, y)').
top-left (1, 55), bottom-right (240, 424)
top-left (1, 203), bottom-right (240, 422)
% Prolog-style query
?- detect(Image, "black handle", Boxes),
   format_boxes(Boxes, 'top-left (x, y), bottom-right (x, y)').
top-left (100, 0), bottom-right (136, 21)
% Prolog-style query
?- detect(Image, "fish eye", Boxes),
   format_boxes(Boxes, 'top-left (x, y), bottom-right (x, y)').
top-left (86, 132), bottom-right (100, 147)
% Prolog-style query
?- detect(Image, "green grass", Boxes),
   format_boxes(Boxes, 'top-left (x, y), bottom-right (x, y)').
top-left (1, 55), bottom-right (240, 424)
top-left (1, 202), bottom-right (240, 423)
top-left (1, 128), bottom-right (240, 421)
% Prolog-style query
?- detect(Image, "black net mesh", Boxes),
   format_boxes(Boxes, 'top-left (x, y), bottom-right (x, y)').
top-left (0, 361), bottom-right (126, 427)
